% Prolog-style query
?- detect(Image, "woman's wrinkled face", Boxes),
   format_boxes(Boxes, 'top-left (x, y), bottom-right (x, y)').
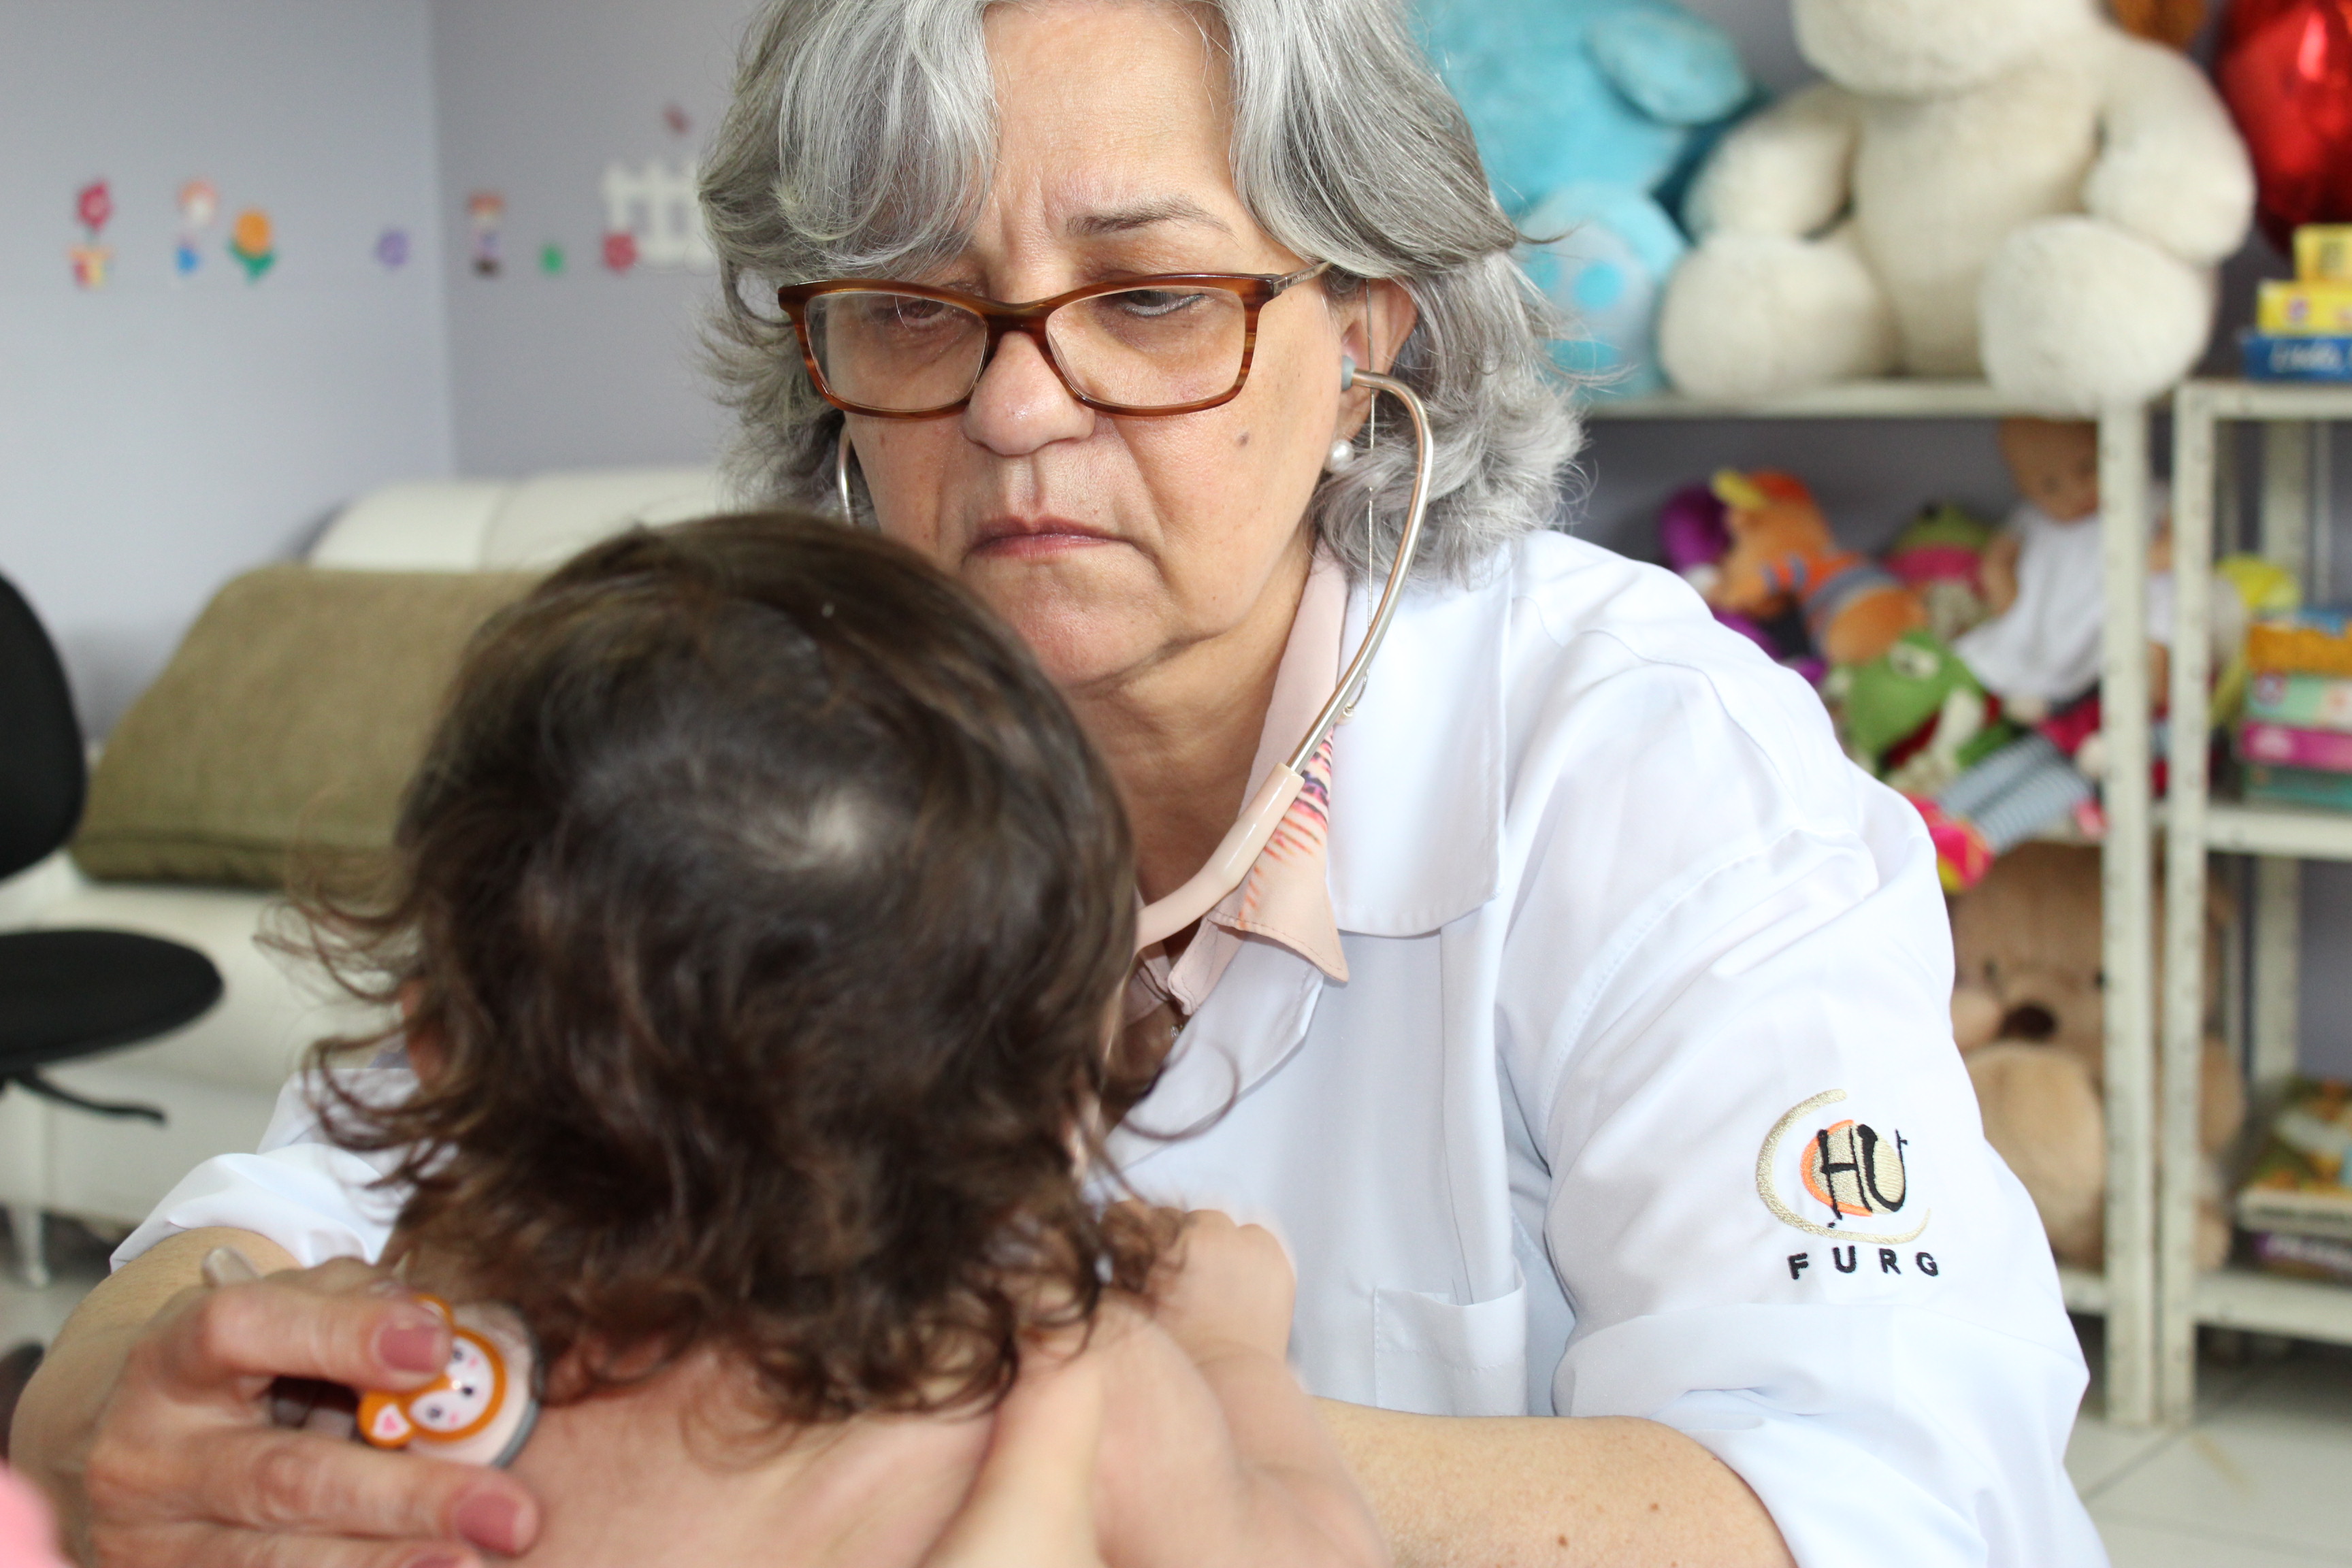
top-left (845, 0), bottom-right (1384, 696)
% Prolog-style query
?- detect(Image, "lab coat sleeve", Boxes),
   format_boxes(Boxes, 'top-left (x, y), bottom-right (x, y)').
top-left (110, 1068), bottom-right (412, 1272)
top-left (1494, 618), bottom-right (2103, 1568)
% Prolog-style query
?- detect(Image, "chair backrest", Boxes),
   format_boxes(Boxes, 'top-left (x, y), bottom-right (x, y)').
top-left (0, 573), bottom-right (86, 881)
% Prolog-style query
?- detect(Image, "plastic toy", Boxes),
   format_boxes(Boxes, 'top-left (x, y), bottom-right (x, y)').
top-left (1656, 0), bottom-right (2255, 414)
top-left (357, 1295), bottom-right (540, 1469)
top-left (1703, 468), bottom-right (1923, 668)
top-left (1414, 0), bottom-right (1753, 395)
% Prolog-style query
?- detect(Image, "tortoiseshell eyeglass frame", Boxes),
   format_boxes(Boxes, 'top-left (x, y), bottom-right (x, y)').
top-left (774, 262), bottom-right (1330, 419)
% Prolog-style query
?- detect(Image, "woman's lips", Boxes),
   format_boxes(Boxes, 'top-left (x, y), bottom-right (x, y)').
top-left (968, 516), bottom-right (1119, 559)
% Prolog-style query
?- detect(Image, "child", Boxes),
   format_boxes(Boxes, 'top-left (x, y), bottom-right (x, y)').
top-left (305, 512), bottom-right (1386, 1568)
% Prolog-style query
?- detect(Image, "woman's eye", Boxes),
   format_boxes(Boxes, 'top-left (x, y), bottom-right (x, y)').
top-left (881, 299), bottom-right (954, 327)
top-left (1115, 289), bottom-right (1205, 318)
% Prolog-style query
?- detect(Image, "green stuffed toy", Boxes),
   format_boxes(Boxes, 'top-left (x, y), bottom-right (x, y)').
top-left (1827, 630), bottom-right (2018, 794)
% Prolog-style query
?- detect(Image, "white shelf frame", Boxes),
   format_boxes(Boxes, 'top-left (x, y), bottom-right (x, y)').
top-left (2162, 378), bottom-right (2352, 1426)
top-left (1584, 380), bottom-right (2035, 421)
top-left (1588, 383), bottom-right (2164, 1425)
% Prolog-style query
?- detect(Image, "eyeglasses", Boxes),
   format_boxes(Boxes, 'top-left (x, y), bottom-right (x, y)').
top-left (776, 263), bottom-right (1328, 419)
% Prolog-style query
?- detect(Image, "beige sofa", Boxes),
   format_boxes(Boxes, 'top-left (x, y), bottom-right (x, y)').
top-left (1, 467), bottom-right (726, 1282)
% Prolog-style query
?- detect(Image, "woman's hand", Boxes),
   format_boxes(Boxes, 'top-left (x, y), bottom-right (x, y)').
top-left (1145, 1209), bottom-right (1294, 1365)
top-left (14, 1228), bottom-right (538, 1568)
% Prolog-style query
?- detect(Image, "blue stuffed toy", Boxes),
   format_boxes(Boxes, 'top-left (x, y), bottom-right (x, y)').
top-left (1414, 0), bottom-right (1753, 395)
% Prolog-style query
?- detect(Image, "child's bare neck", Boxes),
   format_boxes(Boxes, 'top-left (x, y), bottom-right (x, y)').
top-left (389, 1245), bottom-right (992, 1567)
top-left (506, 1348), bottom-right (992, 1567)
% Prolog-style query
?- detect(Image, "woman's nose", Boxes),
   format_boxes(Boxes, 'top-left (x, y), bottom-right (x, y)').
top-left (961, 330), bottom-right (1095, 456)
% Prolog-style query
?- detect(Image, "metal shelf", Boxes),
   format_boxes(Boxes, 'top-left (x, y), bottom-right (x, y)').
top-left (2181, 381), bottom-right (2352, 423)
top-left (1583, 378), bottom-right (2040, 421)
top-left (2060, 1266), bottom-right (2110, 1316)
top-left (2193, 1266), bottom-right (2352, 1345)
top-left (2161, 377), bottom-right (2351, 1423)
top-left (2204, 802), bottom-right (2352, 860)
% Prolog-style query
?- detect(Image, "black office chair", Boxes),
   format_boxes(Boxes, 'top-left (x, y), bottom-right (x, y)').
top-left (1, 571), bottom-right (221, 1286)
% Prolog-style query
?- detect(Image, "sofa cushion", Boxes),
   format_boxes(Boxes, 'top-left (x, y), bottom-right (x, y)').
top-left (72, 566), bottom-right (534, 887)
top-left (307, 480), bottom-right (511, 571)
top-left (480, 468), bottom-right (725, 568)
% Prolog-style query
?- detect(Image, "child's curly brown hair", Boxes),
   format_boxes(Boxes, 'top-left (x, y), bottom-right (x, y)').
top-left (306, 510), bottom-right (1158, 1424)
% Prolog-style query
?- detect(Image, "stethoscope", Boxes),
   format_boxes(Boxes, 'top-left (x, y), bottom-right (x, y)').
top-left (837, 355), bottom-right (1435, 954)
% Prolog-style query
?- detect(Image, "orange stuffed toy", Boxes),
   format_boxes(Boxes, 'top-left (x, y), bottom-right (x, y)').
top-left (1705, 469), bottom-right (1927, 668)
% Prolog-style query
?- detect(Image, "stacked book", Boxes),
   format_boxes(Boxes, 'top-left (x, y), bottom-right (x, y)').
top-left (2238, 1079), bottom-right (2352, 1286)
top-left (2240, 613), bottom-right (2352, 810)
top-left (2243, 224), bottom-right (2352, 382)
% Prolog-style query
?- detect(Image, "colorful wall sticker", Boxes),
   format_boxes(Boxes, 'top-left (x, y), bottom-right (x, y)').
top-left (228, 208), bottom-right (276, 282)
top-left (600, 160), bottom-right (714, 272)
top-left (602, 229), bottom-right (638, 274)
top-left (175, 180), bottom-right (219, 280)
top-left (663, 102), bottom-right (692, 137)
top-left (69, 180), bottom-right (114, 290)
top-left (376, 227), bottom-right (411, 270)
top-left (468, 191), bottom-right (506, 276)
top-left (540, 242), bottom-right (566, 276)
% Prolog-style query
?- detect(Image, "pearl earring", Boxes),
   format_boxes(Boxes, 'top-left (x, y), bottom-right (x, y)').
top-left (1324, 438), bottom-right (1355, 474)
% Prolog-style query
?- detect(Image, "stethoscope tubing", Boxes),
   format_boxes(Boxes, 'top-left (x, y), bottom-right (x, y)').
top-left (1132, 362), bottom-right (1432, 951)
top-left (832, 361), bottom-right (1435, 956)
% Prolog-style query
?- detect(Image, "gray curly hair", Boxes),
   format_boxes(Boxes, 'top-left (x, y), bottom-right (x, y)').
top-left (700, 0), bottom-right (1582, 584)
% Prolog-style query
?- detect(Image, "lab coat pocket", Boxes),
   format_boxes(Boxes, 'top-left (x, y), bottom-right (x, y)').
top-left (1371, 1269), bottom-right (1529, 1416)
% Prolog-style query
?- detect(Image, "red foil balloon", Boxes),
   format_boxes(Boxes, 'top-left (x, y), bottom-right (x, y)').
top-left (2219, 0), bottom-right (2352, 250)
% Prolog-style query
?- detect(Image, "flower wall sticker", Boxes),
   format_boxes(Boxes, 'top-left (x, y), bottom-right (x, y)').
top-left (468, 191), bottom-right (506, 276)
top-left (69, 180), bottom-right (114, 289)
top-left (228, 209), bottom-right (276, 282)
top-left (176, 179), bottom-right (220, 280)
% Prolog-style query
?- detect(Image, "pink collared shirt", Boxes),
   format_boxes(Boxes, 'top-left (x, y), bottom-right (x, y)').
top-left (1130, 551), bottom-right (1350, 1023)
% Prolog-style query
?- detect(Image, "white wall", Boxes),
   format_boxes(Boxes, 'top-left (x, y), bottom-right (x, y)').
top-left (0, 1), bottom-right (454, 734)
top-left (429, 0), bottom-right (762, 477)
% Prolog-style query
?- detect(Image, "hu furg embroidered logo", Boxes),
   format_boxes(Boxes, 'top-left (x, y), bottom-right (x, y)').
top-left (1757, 1089), bottom-right (1927, 1244)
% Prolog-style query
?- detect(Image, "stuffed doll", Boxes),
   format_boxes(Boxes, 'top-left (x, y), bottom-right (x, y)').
top-left (1829, 630), bottom-right (2013, 790)
top-left (1955, 420), bottom-right (2112, 725)
top-left (1884, 503), bottom-right (1996, 644)
top-left (1659, 482), bottom-right (1780, 657)
top-left (1415, 0), bottom-right (1753, 394)
top-left (1705, 468), bottom-right (1925, 667)
top-left (1654, 0), bottom-right (2255, 413)
top-left (1950, 843), bottom-right (2244, 1270)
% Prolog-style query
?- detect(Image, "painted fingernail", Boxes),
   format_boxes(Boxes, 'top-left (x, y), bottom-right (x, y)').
top-left (378, 1309), bottom-right (445, 1373)
top-left (454, 1490), bottom-right (527, 1554)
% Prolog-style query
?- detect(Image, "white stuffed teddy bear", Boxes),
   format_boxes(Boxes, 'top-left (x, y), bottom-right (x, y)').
top-left (1656, 0), bottom-right (2255, 413)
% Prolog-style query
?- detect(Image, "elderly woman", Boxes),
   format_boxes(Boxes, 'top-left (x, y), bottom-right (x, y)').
top-left (14, 2), bottom-right (2102, 1565)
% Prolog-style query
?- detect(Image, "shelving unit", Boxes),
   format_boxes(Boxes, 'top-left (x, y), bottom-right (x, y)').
top-left (1586, 382), bottom-right (2166, 1424)
top-left (2161, 378), bottom-right (2352, 1424)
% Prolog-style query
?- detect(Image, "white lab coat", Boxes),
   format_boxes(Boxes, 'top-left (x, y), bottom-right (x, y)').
top-left (120, 531), bottom-right (2104, 1568)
